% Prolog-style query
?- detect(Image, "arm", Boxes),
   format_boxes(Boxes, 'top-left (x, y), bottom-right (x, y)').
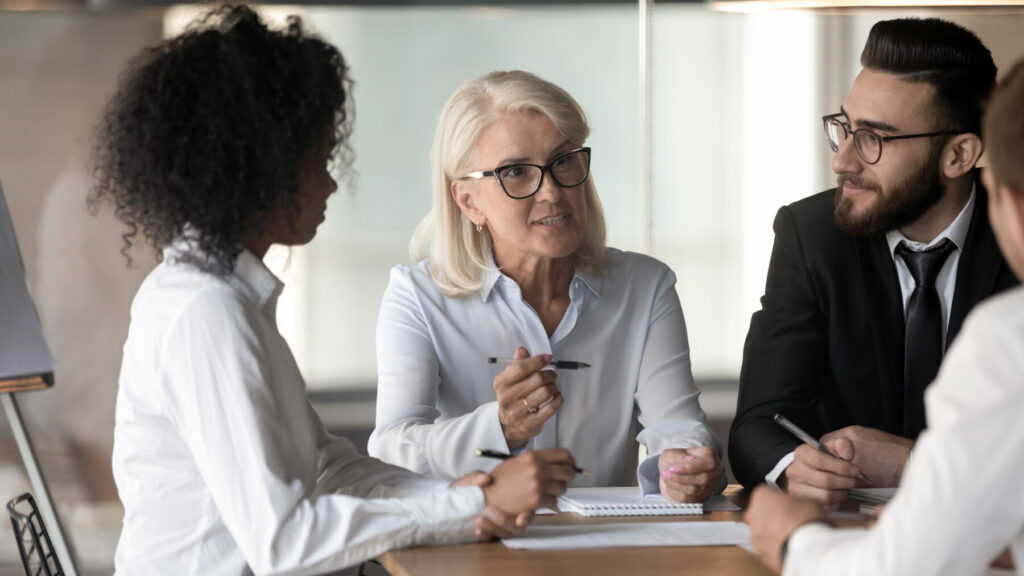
top-left (730, 205), bottom-right (829, 488)
top-left (759, 302), bottom-right (1024, 576)
top-left (633, 268), bottom-right (724, 498)
top-left (161, 291), bottom-right (485, 575)
top-left (369, 268), bottom-right (509, 480)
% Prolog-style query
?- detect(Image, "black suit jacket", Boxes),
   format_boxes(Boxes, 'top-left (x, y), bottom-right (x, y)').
top-left (729, 177), bottom-right (1018, 488)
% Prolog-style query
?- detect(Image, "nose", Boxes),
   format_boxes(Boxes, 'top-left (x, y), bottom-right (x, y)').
top-left (533, 168), bottom-right (564, 202)
top-left (830, 133), bottom-right (862, 177)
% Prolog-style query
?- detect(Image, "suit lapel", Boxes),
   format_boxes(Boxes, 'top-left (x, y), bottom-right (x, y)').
top-left (948, 176), bottom-right (1004, 345)
top-left (856, 233), bottom-right (905, 433)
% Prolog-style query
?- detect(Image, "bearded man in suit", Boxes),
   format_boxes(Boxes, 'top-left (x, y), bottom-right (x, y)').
top-left (729, 17), bottom-right (1018, 502)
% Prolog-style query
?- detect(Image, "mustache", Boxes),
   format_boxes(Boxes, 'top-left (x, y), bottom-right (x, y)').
top-left (838, 175), bottom-right (878, 191)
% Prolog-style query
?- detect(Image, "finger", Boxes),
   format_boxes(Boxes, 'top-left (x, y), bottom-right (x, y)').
top-left (788, 481), bottom-right (848, 505)
top-left (660, 480), bottom-right (703, 502)
top-left (527, 391), bottom-right (563, 422)
top-left (535, 446), bottom-right (577, 469)
top-left (832, 437), bottom-right (855, 461)
top-left (517, 370), bottom-right (559, 397)
top-left (494, 353), bottom-right (553, 390)
top-left (465, 471), bottom-right (492, 488)
top-left (663, 455), bottom-right (717, 475)
top-left (662, 471), bottom-right (712, 489)
top-left (524, 380), bottom-right (562, 408)
top-left (476, 513), bottom-right (512, 541)
top-left (541, 477), bottom-right (570, 498)
top-left (798, 464), bottom-right (859, 491)
top-left (485, 507), bottom-right (518, 537)
top-left (796, 444), bottom-right (861, 478)
top-left (515, 512), bottom-right (534, 528)
top-left (514, 346), bottom-right (530, 360)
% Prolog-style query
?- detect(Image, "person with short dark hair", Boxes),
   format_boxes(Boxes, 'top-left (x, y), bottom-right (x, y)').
top-left (745, 54), bottom-right (1024, 576)
top-left (729, 17), bottom-right (1017, 502)
top-left (94, 7), bottom-right (577, 574)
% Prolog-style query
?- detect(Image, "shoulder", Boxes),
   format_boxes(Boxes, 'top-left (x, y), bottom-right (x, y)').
top-left (386, 260), bottom-right (444, 298)
top-left (961, 286), bottom-right (1024, 336)
top-left (132, 260), bottom-right (253, 342)
top-left (599, 248), bottom-right (676, 293)
top-left (778, 191), bottom-right (835, 229)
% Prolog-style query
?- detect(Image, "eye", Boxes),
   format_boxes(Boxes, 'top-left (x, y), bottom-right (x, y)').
top-left (552, 154), bottom-right (571, 167)
top-left (499, 165), bottom-right (527, 180)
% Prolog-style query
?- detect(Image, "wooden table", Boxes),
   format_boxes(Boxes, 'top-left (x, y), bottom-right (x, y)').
top-left (380, 486), bottom-right (779, 576)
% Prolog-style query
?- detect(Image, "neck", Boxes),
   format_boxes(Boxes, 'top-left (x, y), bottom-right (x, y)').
top-left (239, 232), bottom-right (273, 260)
top-left (493, 245), bottom-right (574, 306)
top-left (898, 174), bottom-right (973, 243)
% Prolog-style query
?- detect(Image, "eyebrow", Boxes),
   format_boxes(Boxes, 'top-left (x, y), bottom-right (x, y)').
top-left (840, 105), bottom-right (899, 134)
top-left (495, 140), bottom-right (574, 167)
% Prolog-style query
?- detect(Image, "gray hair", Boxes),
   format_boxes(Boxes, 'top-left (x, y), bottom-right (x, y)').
top-left (410, 70), bottom-right (606, 297)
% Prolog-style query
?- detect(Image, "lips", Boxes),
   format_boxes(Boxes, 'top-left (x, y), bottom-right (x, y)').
top-left (533, 214), bottom-right (567, 226)
top-left (839, 177), bottom-right (877, 197)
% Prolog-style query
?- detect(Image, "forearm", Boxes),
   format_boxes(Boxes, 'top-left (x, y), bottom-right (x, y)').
top-left (369, 402), bottom-right (508, 480)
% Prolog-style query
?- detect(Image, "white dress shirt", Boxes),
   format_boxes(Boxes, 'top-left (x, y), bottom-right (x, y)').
top-left (368, 248), bottom-right (721, 495)
top-left (783, 285), bottom-right (1024, 576)
top-left (112, 244), bottom-right (485, 576)
top-left (765, 191), bottom-right (976, 486)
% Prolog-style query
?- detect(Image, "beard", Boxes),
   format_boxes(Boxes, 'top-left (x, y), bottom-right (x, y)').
top-left (833, 144), bottom-right (945, 236)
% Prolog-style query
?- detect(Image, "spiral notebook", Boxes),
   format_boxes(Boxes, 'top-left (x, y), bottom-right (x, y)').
top-left (557, 487), bottom-right (703, 517)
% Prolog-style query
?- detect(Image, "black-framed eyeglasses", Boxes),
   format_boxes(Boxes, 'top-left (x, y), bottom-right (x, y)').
top-left (822, 113), bottom-right (961, 165)
top-left (461, 147), bottom-right (591, 200)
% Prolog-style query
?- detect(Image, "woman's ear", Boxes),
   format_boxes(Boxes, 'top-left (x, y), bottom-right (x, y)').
top-left (942, 133), bottom-right (984, 180)
top-left (451, 180), bottom-right (484, 226)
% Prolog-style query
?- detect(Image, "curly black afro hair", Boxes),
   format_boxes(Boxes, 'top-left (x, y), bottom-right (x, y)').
top-left (91, 4), bottom-right (352, 274)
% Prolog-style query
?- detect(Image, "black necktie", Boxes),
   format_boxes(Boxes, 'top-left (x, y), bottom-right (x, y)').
top-left (896, 238), bottom-right (956, 439)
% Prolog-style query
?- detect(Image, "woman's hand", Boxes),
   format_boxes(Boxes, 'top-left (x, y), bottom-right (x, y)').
top-left (658, 446), bottom-right (722, 502)
top-left (494, 346), bottom-right (563, 448)
top-left (451, 471), bottom-right (534, 541)
top-left (482, 448), bottom-right (577, 513)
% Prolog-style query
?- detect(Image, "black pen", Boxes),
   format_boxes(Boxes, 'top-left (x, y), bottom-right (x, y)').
top-left (773, 413), bottom-right (873, 486)
top-left (475, 449), bottom-right (592, 475)
top-left (488, 357), bottom-right (592, 370)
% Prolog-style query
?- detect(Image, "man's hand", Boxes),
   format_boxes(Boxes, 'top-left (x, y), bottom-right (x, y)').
top-left (745, 485), bottom-right (829, 574)
top-left (781, 443), bottom-right (862, 504)
top-left (658, 446), bottom-right (722, 502)
top-left (820, 425), bottom-right (913, 487)
top-left (451, 471), bottom-right (534, 541)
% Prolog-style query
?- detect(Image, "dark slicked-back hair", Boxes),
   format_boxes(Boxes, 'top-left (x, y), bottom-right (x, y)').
top-left (91, 4), bottom-right (352, 274)
top-left (984, 59), bottom-right (1024, 195)
top-left (861, 18), bottom-right (996, 136)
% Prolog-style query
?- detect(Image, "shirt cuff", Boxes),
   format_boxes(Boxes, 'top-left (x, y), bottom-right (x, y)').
top-left (782, 521), bottom-right (843, 576)
top-left (637, 453), bottom-right (661, 496)
top-left (766, 451), bottom-right (796, 487)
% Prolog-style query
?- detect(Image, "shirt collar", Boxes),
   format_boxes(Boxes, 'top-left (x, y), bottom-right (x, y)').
top-left (885, 184), bottom-right (976, 256)
top-left (231, 249), bottom-right (285, 315)
top-left (162, 233), bottom-right (284, 315)
top-left (478, 251), bottom-right (602, 302)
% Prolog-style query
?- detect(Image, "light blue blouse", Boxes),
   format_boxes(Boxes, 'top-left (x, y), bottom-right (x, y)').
top-left (368, 248), bottom-right (722, 494)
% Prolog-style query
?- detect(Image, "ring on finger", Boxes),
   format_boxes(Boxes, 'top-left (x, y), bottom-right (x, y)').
top-left (522, 398), bottom-right (539, 414)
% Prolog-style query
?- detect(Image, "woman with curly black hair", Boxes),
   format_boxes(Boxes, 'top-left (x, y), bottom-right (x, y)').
top-left (94, 6), bottom-right (577, 574)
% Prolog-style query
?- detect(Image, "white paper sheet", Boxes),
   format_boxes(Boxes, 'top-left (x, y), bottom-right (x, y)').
top-left (538, 492), bottom-right (740, 515)
top-left (502, 521), bottom-right (751, 550)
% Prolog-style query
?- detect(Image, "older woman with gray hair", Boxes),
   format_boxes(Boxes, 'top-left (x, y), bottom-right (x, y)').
top-left (369, 70), bottom-right (723, 502)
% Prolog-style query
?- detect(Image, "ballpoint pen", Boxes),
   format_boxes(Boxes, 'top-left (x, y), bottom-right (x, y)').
top-left (773, 413), bottom-right (873, 486)
top-left (488, 357), bottom-right (591, 370)
top-left (475, 449), bottom-right (592, 475)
